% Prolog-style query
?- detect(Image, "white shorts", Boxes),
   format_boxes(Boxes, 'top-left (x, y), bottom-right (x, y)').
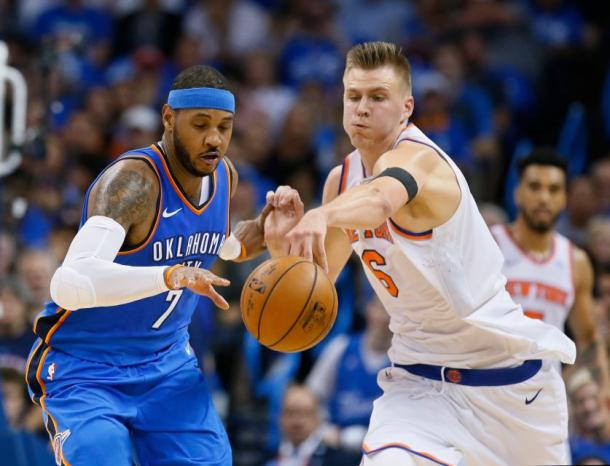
top-left (362, 361), bottom-right (569, 466)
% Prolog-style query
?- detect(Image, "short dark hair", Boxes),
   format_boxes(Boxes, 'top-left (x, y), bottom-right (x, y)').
top-left (170, 65), bottom-right (230, 91)
top-left (517, 147), bottom-right (568, 180)
top-left (345, 42), bottom-right (412, 93)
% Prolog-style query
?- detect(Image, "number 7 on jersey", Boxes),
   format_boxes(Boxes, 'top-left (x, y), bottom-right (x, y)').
top-left (152, 290), bottom-right (184, 329)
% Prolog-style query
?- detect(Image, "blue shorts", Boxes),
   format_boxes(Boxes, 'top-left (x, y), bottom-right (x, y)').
top-left (25, 338), bottom-right (231, 466)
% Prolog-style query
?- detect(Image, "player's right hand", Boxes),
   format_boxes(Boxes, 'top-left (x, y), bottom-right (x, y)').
top-left (165, 266), bottom-right (230, 310)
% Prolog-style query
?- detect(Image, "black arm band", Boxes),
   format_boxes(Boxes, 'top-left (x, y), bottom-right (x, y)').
top-left (375, 167), bottom-right (418, 204)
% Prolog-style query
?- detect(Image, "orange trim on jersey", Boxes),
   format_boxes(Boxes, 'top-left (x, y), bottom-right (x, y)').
top-left (568, 240), bottom-right (575, 290)
top-left (389, 218), bottom-right (433, 240)
top-left (362, 442), bottom-right (453, 466)
top-left (45, 307), bottom-right (72, 345)
top-left (32, 308), bottom-right (73, 465)
top-left (338, 155), bottom-right (351, 194)
top-left (503, 224), bottom-right (556, 265)
top-left (117, 154), bottom-right (163, 255)
top-left (151, 144), bottom-right (218, 215)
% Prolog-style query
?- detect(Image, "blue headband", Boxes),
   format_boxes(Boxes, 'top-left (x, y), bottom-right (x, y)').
top-left (167, 88), bottom-right (235, 113)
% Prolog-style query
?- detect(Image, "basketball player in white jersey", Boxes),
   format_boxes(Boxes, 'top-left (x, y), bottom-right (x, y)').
top-left (491, 149), bottom-right (609, 386)
top-left (275, 42), bottom-right (576, 465)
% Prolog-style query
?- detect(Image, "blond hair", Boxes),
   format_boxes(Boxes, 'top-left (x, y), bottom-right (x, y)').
top-left (345, 42), bottom-right (412, 93)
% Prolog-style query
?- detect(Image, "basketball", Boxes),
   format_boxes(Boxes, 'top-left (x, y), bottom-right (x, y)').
top-left (240, 256), bottom-right (338, 353)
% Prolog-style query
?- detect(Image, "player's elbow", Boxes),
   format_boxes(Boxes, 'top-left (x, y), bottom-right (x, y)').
top-left (50, 265), bottom-right (96, 310)
top-left (370, 187), bottom-right (394, 220)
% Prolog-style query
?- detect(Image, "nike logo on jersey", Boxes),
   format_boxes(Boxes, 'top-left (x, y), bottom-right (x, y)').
top-left (525, 388), bottom-right (543, 405)
top-left (162, 207), bottom-right (182, 218)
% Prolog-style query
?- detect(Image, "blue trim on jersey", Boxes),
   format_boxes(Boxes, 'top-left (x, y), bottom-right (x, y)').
top-left (388, 218), bottom-right (432, 237)
top-left (395, 359), bottom-right (542, 386)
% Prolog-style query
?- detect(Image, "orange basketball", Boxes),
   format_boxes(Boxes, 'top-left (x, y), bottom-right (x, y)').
top-left (240, 256), bottom-right (338, 353)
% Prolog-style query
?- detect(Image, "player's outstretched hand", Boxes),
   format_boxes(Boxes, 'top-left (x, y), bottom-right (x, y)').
top-left (264, 185), bottom-right (305, 256)
top-left (166, 266), bottom-right (230, 310)
top-left (285, 208), bottom-right (328, 273)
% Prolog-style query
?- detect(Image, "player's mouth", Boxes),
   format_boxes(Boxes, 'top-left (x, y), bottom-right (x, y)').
top-left (200, 151), bottom-right (220, 161)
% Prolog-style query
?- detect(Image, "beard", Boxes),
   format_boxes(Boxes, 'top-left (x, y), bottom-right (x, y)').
top-left (521, 208), bottom-right (560, 234)
top-left (173, 127), bottom-right (213, 177)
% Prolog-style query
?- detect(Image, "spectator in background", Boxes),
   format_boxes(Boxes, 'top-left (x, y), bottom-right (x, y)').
top-left (183, 0), bottom-right (270, 64)
top-left (556, 176), bottom-right (599, 248)
top-left (0, 233), bottom-right (16, 281)
top-left (336, 0), bottom-right (416, 44)
top-left (479, 202), bottom-right (509, 227)
top-left (241, 50), bottom-right (297, 139)
top-left (412, 72), bottom-right (472, 170)
top-left (266, 385), bottom-right (361, 466)
top-left (110, 104), bottom-right (161, 156)
top-left (1, 369), bottom-right (30, 430)
top-left (278, 0), bottom-right (346, 90)
top-left (529, 0), bottom-right (585, 51)
top-left (306, 295), bottom-right (390, 451)
top-left (112, 0), bottom-right (182, 58)
top-left (433, 42), bottom-right (500, 200)
top-left (592, 157), bottom-right (610, 216)
top-left (0, 280), bottom-right (35, 374)
top-left (567, 368), bottom-right (610, 463)
top-left (586, 217), bottom-right (610, 270)
top-left (16, 249), bottom-right (56, 319)
top-left (595, 263), bottom-right (610, 348)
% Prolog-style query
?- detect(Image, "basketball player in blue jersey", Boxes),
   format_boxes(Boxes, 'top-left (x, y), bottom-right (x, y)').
top-left (24, 65), bottom-right (303, 466)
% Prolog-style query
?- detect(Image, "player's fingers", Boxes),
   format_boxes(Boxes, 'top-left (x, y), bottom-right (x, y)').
top-left (314, 238), bottom-right (328, 273)
top-left (200, 270), bottom-right (230, 287)
top-left (302, 239), bottom-right (313, 263)
top-left (208, 286), bottom-right (229, 310)
top-left (266, 190), bottom-right (278, 207)
top-left (288, 239), bottom-right (303, 258)
top-left (210, 276), bottom-right (231, 287)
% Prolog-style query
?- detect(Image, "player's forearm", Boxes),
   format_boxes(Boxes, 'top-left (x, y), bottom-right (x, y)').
top-left (230, 216), bottom-right (266, 262)
top-left (51, 258), bottom-right (168, 310)
top-left (321, 184), bottom-right (392, 230)
top-left (50, 216), bottom-right (169, 310)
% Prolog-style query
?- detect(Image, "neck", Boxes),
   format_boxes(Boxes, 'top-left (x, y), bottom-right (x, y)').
top-left (510, 217), bottom-right (555, 256)
top-left (358, 124), bottom-right (406, 176)
top-left (160, 135), bottom-right (202, 203)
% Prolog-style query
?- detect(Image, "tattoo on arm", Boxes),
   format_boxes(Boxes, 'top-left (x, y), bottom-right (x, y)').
top-left (89, 162), bottom-right (157, 232)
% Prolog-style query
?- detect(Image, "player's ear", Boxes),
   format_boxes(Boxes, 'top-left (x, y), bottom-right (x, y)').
top-left (161, 104), bottom-right (175, 132)
top-left (402, 94), bottom-right (414, 124)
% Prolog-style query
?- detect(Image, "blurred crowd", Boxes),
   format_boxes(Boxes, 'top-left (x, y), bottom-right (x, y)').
top-left (1, 0), bottom-right (610, 464)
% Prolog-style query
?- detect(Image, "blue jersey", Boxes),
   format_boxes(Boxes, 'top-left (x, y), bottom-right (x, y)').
top-left (32, 144), bottom-right (232, 366)
top-left (328, 334), bottom-right (386, 427)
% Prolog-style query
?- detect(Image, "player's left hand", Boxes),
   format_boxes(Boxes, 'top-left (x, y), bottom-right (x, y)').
top-left (285, 207), bottom-right (328, 273)
top-left (264, 186), bottom-right (304, 256)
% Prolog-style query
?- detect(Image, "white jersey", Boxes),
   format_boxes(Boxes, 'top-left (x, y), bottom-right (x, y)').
top-left (490, 224), bottom-right (575, 331)
top-left (339, 124), bottom-right (575, 368)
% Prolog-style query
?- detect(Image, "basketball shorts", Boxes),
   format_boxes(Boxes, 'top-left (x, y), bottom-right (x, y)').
top-left (25, 337), bottom-right (231, 466)
top-left (362, 360), bottom-right (568, 466)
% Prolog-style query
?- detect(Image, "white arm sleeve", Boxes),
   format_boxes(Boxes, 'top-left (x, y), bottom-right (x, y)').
top-left (49, 215), bottom-right (169, 310)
